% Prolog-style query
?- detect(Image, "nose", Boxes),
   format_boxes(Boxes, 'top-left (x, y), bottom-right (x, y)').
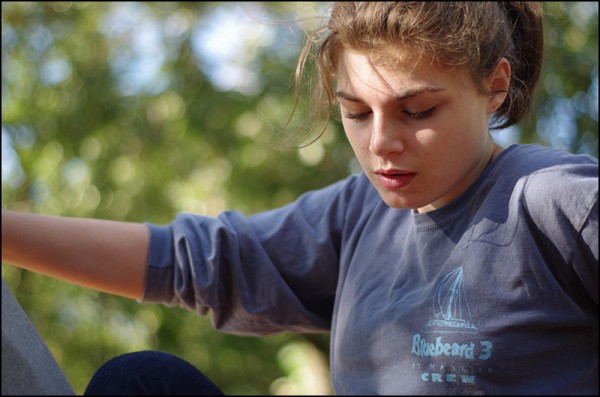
top-left (369, 114), bottom-right (405, 157)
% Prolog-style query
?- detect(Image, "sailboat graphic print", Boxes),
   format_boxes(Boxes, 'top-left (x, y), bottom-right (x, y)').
top-left (426, 267), bottom-right (478, 334)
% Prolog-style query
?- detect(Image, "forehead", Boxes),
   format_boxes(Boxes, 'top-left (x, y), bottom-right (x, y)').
top-left (335, 49), bottom-right (473, 95)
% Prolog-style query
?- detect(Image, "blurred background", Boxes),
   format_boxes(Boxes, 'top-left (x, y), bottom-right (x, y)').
top-left (1, 2), bottom-right (598, 395)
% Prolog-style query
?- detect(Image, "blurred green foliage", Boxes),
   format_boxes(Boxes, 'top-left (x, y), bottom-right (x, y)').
top-left (1, 2), bottom-right (597, 395)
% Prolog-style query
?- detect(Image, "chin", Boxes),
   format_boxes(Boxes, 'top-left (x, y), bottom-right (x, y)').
top-left (378, 191), bottom-right (418, 210)
top-left (368, 175), bottom-right (426, 210)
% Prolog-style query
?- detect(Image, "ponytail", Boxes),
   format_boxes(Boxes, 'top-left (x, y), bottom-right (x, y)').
top-left (493, 2), bottom-right (544, 129)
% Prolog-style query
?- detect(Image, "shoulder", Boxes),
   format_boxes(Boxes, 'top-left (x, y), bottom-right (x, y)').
top-left (498, 143), bottom-right (598, 172)
top-left (498, 144), bottom-right (598, 234)
top-left (495, 144), bottom-right (597, 194)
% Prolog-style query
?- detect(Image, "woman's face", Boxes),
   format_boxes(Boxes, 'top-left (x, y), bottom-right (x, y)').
top-left (336, 50), bottom-right (506, 212)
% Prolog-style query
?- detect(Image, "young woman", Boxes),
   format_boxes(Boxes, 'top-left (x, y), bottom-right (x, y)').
top-left (2, 2), bottom-right (597, 395)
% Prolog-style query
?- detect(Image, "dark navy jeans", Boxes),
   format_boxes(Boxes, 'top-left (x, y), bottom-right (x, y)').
top-left (84, 350), bottom-right (224, 395)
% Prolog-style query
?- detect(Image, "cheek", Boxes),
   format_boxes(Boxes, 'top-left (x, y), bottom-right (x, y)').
top-left (412, 126), bottom-right (468, 173)
top-left (343, 123), bottom-right (370, 152)
top-left (412, 127), bottom-right (449, 154)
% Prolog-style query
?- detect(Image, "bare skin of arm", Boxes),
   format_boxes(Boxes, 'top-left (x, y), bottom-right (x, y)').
top-left (1, 209), bottom-right (149, 300)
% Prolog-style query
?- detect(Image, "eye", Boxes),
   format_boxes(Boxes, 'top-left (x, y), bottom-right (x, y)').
top-left (405, 107), bottom-right (436, 120)
top-left (343, 111), bottom-right (372, 122)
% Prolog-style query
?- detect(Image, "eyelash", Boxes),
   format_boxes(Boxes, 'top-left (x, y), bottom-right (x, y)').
top-left (343, 107), bottom-right (436, 122)
top-left (343, 112), bottom-right (371, 121)
top-left (407, 107), bottom-right (436, 120)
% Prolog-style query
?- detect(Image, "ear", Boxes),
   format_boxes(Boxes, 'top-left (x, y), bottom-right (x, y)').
top-left (487, 57), bottom-right (511, 114)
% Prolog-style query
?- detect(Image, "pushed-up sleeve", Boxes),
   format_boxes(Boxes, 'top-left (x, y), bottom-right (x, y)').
top-left (141, 175), bottom-right (359, 336)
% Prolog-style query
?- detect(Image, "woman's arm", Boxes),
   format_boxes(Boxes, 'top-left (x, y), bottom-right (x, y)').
top-left (1, 210), bottom-right (149, 300)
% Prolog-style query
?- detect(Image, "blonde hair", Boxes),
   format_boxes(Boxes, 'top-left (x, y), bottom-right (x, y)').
top-left (281, 2), bottom-right (544, 147)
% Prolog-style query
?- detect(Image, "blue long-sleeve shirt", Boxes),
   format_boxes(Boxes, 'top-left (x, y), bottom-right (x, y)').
top-left (142, 144), bottom-right (598, 394)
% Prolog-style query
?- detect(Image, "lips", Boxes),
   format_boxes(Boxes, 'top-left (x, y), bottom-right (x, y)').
top-left (375, 169), bottom-right (416, 189)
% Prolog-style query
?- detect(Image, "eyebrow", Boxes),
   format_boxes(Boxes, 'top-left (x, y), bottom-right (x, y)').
top-left (335, 87), bottom-right (446, 103)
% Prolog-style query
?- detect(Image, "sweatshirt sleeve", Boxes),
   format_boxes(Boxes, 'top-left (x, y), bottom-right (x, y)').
top-left (140, 174), bottom-right (359, 336)
top-left (522, 155), bottom-right (599, 306)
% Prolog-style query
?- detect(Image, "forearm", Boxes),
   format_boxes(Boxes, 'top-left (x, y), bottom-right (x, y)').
top-left (1, 210), bottom-right (149, 300)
